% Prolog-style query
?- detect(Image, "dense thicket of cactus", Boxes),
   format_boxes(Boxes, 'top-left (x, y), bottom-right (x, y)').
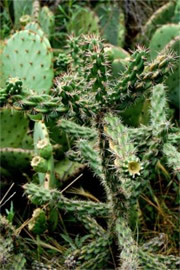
top-left (19, 35), bottom-right (180, 268)
top-left (0, 1), bottom-right (179, 269)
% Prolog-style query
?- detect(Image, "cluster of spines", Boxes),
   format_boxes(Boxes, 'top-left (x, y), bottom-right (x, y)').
top-left (0, 215), bottom-right (26, 269)
top-left (135, 50), bottom-right (177, 90)
top-left (109, 46), bottom-right (148, 102)
top-left (65, 234), bottom-right (111, 269)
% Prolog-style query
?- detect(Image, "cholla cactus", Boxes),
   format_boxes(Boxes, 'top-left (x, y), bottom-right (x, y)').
top-left (1, 33), bottom-right (178, 268)
top-left (0, 215), bottom-right (26, 270)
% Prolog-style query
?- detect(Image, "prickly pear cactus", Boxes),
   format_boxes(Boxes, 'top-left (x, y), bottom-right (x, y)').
top-left (0, 148), bottom-right (33, 172)
top-left (139, 1), bottom-right (176, 45)
top-left (1, 30), bottom-right (53, 93)
top-left (149, 23), bottom-right (180, 58)
top-left (105, 45), bottom-right (130, 77)
top-left (0, 108), bottom-right (29, 148)
top-left (95, 3), bottom-right (125, 47)
top-left (165, 37), bottom-right (180, 108)
top-left (173, 0), bottom-right (180, 22)
top-left (67, 7), bottom-right (100, 36)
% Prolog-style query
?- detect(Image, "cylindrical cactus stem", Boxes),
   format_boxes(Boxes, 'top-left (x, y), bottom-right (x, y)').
top-left (138, 249), bottom-right (168, 270)
top-left (23, 183), bottom-right (110, 216)
top-left (141, 233), bottom-right (167, 253)
top-left (77, 139), bottom-right (113, 206)
top-left (75, 214), bottom-right (105, 237)
top-left (109, 46), bottom-right (148, 103)
top-left (104, 114), bottom-right (143, 181)
top-left (65, 235), bottom-right (111, 269)
top-left (135, 50), bottom-right (177, 90)
top-left (150, 84), bottom-right (168, 136)
top-left (32, 0), bottom-right (40, 21)
top-left (163, 143), bottom-right (180, 179)
top-left (28, 208), bottom-right (47, 235)
top-left (58, 119), bottom-right (97, 140)
top-left (116, 217), bottom-right (139, 270)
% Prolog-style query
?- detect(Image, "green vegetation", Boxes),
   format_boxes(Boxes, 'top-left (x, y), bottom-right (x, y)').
top-left (0, 0), bottom-right (179, 269)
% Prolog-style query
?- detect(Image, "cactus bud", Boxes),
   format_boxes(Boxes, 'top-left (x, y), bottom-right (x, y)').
top-left (37, 138), bottom-right (53, 159)
top-left (31, 155), bottom-right (48, 173)
top-left (19, 15), bottom-right (31, 27)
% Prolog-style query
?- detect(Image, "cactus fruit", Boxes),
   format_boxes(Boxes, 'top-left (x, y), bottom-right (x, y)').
top-left (28, 208), bottom-right (47, 234)
top-left (95, 3), bottom-right (125, 47)
top-left (19, 15), bottom-right (32, 27)
top-left (67, 8), bottom-right (99, 36)
top-left (105, 45), bottom-right (130, 77)
top-left (31, 155), bottom-right (48, 173)
top-left (37, 138), bottom-right (53, 159)
top-left (2, 30), bottom-right (53, 93)
top-left (33, 121), bottom-right (56, 187)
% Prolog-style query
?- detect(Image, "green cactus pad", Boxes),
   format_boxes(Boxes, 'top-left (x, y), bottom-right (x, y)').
top-left (149, 24), bottom-right (180, 59)
top-left (95, 4), bottom-right (125, 46)
top-left (139, 1), bottom-right (176, 45)
top-left (105, 45), bottom-right (129, 62)
top-left (2, 30), bottom-right (53, 94)
top-left (165, 37), bottom-right (180, 108)
top-left (0, 148), bottom-right (33, 171)
top-left (25, 22), bottom-right (51, 48)
top-left (0, 108), bottom-right (29, 147)
top-left (173, 0), bottom-right (180, 23)
top-left (67, 7), bottom-right (99, 36)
